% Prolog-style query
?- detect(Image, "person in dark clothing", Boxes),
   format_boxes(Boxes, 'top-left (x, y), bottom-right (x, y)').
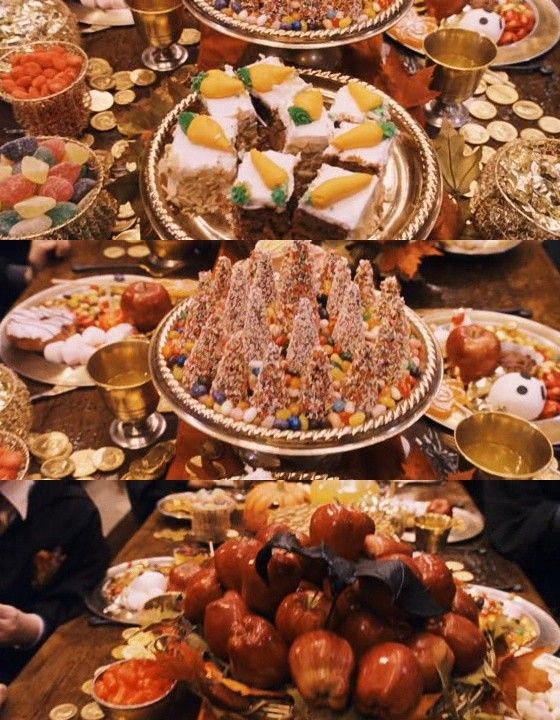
top-left (483, 480), bottom-right (560, 617)
top-left (0, 480), bottom-right (110, 685)
top-left (126, 480), bottom-right (190, 523)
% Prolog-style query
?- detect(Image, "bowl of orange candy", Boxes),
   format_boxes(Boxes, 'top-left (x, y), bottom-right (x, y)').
top-left (0, 430), bottom-right (30, 481)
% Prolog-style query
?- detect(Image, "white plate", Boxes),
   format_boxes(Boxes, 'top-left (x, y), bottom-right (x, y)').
top-left (467, 584), bottom-right (560, 653)
top-left (157, 492), bottom-right (196, 521)
top-left (439, 239), bottom-right (523, 256)
top-left (401, 503), bottom-right (484, 544)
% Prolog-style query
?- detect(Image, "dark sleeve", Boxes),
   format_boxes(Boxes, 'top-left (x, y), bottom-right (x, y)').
top-left (483, 480), bottom-right (560, 565)
top-left (126, 480), bottom-right (190, 523)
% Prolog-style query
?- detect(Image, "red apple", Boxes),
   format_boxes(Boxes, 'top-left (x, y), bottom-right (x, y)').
top-left (241, 550), bottom-right (302, 619)
top-left (214, 537), bottom-right (262, 592)
top-left (309, 504), bottom-right (375, 561)
top-left (203, 590), bottom-right (248, 659)
top-left (436, 613), bottom-right (486, 675)
top-left (427, 498), bottom-right (454, 517)
top-left (414, 553), bottom-right (456, 610)
top-left (120, 281), bottom-right (172, 332)
top-left (382, 553), bottom-right (423, 580)
top-left (446, 324), bottom-right (500, 384)
top-left (338, 610), bottom-right (391, 658)
top-left (275, 589), bottom-right (332, 644)
top-left (452, 586), bottom-right (480, 625)
top-left (228, 615), bottom-right (289, 689)
top-left (257, 522), bottom-right (310, 547)
top-left (168, 562), bottom-right (202, 592)
top-left (408, 631), bottom-right (455, 692)
top-left (364, 534), bottom-right (413, 559)
top-left (289, 630), bottom-right (355, 711)
top-left (354, 642), bottom-right (423, 719)
top-left (182, 567), bottom-right (223, 623)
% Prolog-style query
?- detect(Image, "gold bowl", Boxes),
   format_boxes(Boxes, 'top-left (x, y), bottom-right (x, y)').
top-left (0, 429), bottom-right (30, 481)
top-left (455, 411), bottom-right (553, 479)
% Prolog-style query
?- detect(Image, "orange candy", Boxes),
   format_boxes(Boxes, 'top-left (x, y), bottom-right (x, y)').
top-left (1, 45), bottom-right (84, 100)
top-left (94, 660), bottom-right (174, 707)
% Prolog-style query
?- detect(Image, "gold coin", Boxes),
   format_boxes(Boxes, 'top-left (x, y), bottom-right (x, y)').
top-left (111, 645), bottom-right (126, 660)
top-left (445, 560), bottom-right (465, 572)
top-left (115, 228), bottom-right (140, 244)
top-left (89, 74), bottom-right (115, 91)
top-left (113, 217), bottom-right (137, 233)
top-left (483, 70), bottom-right (511, 85)
top-left (122, 644), bottom-right (153, 660)
top-left (80, 133), bottom-right (95, 147)
top-left (118, 201), bottom-right (135, 219)
top-left (50, 704), bottom-right (78, 720)
top-left (41, 457), bottom-right (76, 479)
top-left (89, 90), bottom-right (114, 113)
top-left (111, 140), bottom-right (130, 159)
top-left (538, 115), bottom-right (560, 134)
top-left (520, 127), bottom-right (546, 141)
top-left (81, 680), bottom-right (94, 696)
top-left (112, 71), bottom-right (133, 90)
top-left (91, 111), bottom-right (117, 132)
top-left (103, 246), bottom-right (125, 259)
top-left (512, 100), bottom-right (543, 121)
top-left (114, 89), bottom-right (136, 106)
top-left (130, 68), bottom-right (157, 87)
top-left (125, 161), bottom-right (137, 173)
top-left (127, 244), bottom-right (150, 258)
top-left (487, 120), bottom-right (518, 143)
top-left (460, 122), bottom-right (490, 145)
top-left (453, 570), bottom-right (475, 583)
top-left (474, 80), bottom-right (487, 96)
top-left (93, 446), bottom-right (125, 472)
top-left (80, 702), bottom-right (104, 720)
top-left (481, 145), bottom-right (496, 164)
top-left (122, 627), bottom-right (139, 640)
top-left (29, 431), bottom-right (71, 460)
top-left (87, 58), bottom-right (113, 77)
top-left (486, 83), bottom-right (519, 105)
top-left (468, 99), bottom-right (497, 121)
top-left (70, 449), bottom-right (97, 477)
top-left (179, 28), bottom-right (201, 45)
top-left (26, 472), bottom-right (44, 480)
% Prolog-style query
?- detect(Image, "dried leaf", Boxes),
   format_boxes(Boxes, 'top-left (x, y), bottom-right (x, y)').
top-left (425, 0), bottom-right (467, 22)
top-left (428, 192), bottom-right (463, 243)
top-left (377, 241), bottom-right (442, 279)
top-left (378, 47), bottom-right (440, 109)
top-left (433, 119), bottom-right (482, 196)
top-left (498, 646), bottom-right (552, 706)
top-left (448, 468), bottom-right (476, 481)
top-left (198, 25), bottom-right (247, 70)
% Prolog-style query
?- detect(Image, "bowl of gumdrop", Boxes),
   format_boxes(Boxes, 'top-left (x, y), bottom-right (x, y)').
top-left (0, 135), bottom-right (104, 240)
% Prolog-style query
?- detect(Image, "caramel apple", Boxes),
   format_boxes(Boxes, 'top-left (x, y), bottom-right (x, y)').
top-left (354, 642), bottom-right (423, 719)
top-left (309, 504), bottom-right (375, 561)
top-left (168, 561), bottom-right (201, 592)
top-left (227, 615), bottom-right (289, 689)
top-left (241, 550), bottom-right (301, 619)
top-left (436, 613), bottom-right (486, 675)
top-left (289, 630), bottom-right (355, 711)
top-left (408, 631), bottom-right (455, 692)
top-left (121, 281), bottom-right (172, 332)
top-left (413, 553), bottom-right (456, 610)
top-left (446, 324), bottom-right (500, 384)
top-left (363, 534), bottom-right (413, 559)
top-left (275, 589), bottom-right (331, 644)
top-left (214, 537), bottom-right (262, 592)
top-left (182, 567), bottom-right (223, 623)
top-left (338, 610), bottom-right (391, 658)
top-left (203, 590), bottom-right (248, 659)
top-left (452, 586), bottom-right (480, 625)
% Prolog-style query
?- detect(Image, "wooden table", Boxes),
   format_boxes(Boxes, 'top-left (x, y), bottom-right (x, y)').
top-left (2, 482), bottom-right (550, 720)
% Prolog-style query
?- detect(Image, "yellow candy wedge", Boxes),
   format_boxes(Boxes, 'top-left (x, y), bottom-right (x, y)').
top-left (249, 64), bottom-right (295, 93)
top-left (348, 81), bottom-right (383, 113)
top-left (250, 149), bottom-right (288, 190)
top-left (310, 173), bottom-right (373, 208)
top-left (187, 115), bottom-right (233, 153)
top-left (64, 142), bottom-right (91, 165)
top-left (332, 122), bottom-right (384, 150)
top-left (292, 88), bottom-right (324, 122)
top-left (200, 69), bottom-right (245, 98)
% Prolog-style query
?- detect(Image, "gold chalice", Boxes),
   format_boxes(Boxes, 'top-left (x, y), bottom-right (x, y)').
top-left (454, 411), bottom-right (559, 479)
top-left (87, 339), bottom-right (166, 450)
top-left (125, 0), bottom-right (189, 72)
top-left (415, 513), bottom-right (453, 553)
top-left (424, 28), bottom-right (497, 128)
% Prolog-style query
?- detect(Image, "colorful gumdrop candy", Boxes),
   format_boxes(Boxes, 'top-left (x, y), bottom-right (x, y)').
top-left (14, 195), bottom-right (56, 219)
top-left (0, 210), bottom-right (21, 236)
top-left (0, 137), bottom-right (38, 162)
top-left (34, 146), bottom-right (57, 167)
top-left (21, 155), bottom-right (50, 184)
top-left (0, 175), bottom-right (36, 207)
top-left (64, 142), bottom-right (90, 165)
top-left (40, 176), bottom-right (74, 202)
top-left (39, 138), bottom-right (65, 163)
top-left (71, 177), bottom-right (97, 203)
top-left (49, 161), bottom-right (81, 185)
top-left (9, 214), bottom-right (52, 237)
top-left (0, 165), bottom-right (11, 182)
top-left (47, 201), bottom-right (78, 227)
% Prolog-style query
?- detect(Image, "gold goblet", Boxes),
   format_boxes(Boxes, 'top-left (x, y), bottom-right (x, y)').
top-left (125, 0), bottom-right (189, 72)
top-left (424, 28), bottom-right (497, 128)
top-left (87, 339), bottom-right (166, 450)
top-left (414, 513), bottom-right (453, 553)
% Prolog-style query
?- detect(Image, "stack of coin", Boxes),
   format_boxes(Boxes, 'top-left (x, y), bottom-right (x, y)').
top-left (120, 440), bottom-right (175, 480)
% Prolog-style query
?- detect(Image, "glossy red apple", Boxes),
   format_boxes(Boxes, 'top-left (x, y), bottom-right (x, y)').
top-left (408, 631), bottom-right (455, 692)
top-left (289, 630), bottom-right (355, 711)
top-left (338, 610), bottom-right (391, 658)
top-left (257, 522), bottom-right (310, 547)
top-left (452, 586), bottom-right (480, 625)
top-left (241, 550), bottom-right (302, 619)
top-left (228, 614), bottom-right (289, 689)
top-left (275, 589), bottom-right (331, 644)
top-left (203, 590), bottom-right (248, 659)
top-left (168, 562), bottom-right (201, 592)
top-left (182, 567), bottom-right (223, 623)
top-left (309, 504), bottom-right (375, 561)
top-left (332, 583), bottom-right (363, 625)
top-left (214, 537), bottom-right (262, 592)
top-left (383, 553), bottom-right (423, 580)
top-left (120, 281), bottom-right (172, 332)
top-left (446, 324), bottom-right (500, 384)
top-left (364, 534), bottom-right (413, 559)
top-left (414, 553), bottom-right (456, 610)
top-left (436, 612), bottom-right (486, 675)
top-left (354, 642), bottom-right (423, 719)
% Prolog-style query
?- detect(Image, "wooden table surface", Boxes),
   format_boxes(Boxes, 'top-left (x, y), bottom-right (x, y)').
top-left (2, 482), bottom-right (550, 720)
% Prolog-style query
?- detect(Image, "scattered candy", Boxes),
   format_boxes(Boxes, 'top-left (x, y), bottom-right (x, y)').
top-left (49, 161), bottom-right (82, 185)
top-left (1, 137), bottom-right (38, 162)
top-left (64, 142), bottom-right (92, 165)
top-left (33, 147), bottom-right (57, 167)
top-left (71, 177), bottom-right (97, 203)
top-left (14, 195), bottom-right (56, 219)
top-left (0, 174), bottom-right (36, 207)
top-left (9, 214), bottom-right (53, 237)
top-left (0, 210), bottom-right (20, 235)
top-left (40, 137), bottom-right (65, 162)
top-left (21, 155), bottom-right (50, 184)
top-left (47, 202), bottom-right (79, 227)
top-left (40, 176), bottom-right (74, 202)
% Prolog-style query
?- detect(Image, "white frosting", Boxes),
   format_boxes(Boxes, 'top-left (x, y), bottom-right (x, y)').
top-left (279, 100), bottom-right (333, 153)
top-left (245, 56), bottom-right (307, 111)
top-left (324, 121), bottom-right (395, 169)
top-left (200, 67), bottom-right (257, 121)
top-left (7, 305), bottom-right (74, 342)
top-left (167, 116), bottom-right (238, 176)
top-left (329, 84), bottom-right (389, 124)
top-left (235, 150), bottom-right (299, 209)
top-left (300, 163), bottom-right (379, 231)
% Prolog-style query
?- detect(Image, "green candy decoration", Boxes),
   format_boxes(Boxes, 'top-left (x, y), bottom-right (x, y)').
top-left (236, 67), bottom-right (252, 88)
top-left (231, 182), bottom-right (251, 205)
top-left (381, 121), bottom-right (398, 138)
top-left (271, 186), bottom-right (287, 207)
top-left (179, 111), bottom-right (196, 135)
top-left (191, 71), bottom-right (208, 93)
top-left (288, 106), bottom-right (312, 126)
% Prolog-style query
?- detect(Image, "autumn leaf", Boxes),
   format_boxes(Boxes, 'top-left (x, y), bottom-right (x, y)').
top-left (401, 446), bottom-right (439, 480)
top-left (198, 25), bottom-right (248, 70)
top-left (378, 47), bottom-right (440, 109)
top-left (425, 0), bottom-right (466, 22)
top-left (377, 240), bottom-right (442, 279)
top-left (428, 192), bottom-right (463, 243)
top-left (432, 119), bottom-right (482, 197)
top-left (344, 35), bottom-right (384, 85)
top-left (448, 468), bottom-right (476, 481)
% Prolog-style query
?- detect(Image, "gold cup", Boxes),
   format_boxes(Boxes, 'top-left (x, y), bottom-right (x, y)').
top-left (414, 513), bottom-right (453, 553)
top-left (125, 0), bottom-right (188, 72)
top-left (454, 411), bottom-right (555, 479)
top-left (423, 28), bottom-right (497, 128)
top-left (87, 339), bottom-right (166, 450)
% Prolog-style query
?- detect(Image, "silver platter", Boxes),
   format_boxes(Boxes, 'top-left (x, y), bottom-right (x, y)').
top-left (149, 302), bottom-right (443, 457)
top-left (142, 69), bottom-right (443, 244)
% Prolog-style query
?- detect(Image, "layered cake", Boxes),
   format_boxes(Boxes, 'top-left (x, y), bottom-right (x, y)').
top-left (279, 87), bottom-right (333, 154)
top-left (329, 80), bottom-right (390, 124)
top-left (231, 148), bottom-right (300, 240)
top-left (159, 111), bottom-right (238, 215)
top-left (324, 119), bottom-right (398, 176)
top-left (292, 164), bottom-right (381, 240)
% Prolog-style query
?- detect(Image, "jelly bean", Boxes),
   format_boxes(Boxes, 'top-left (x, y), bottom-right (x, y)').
top-left (39, 138), bottom-right (65, 162)
top-left (299, 414), bottom-right (309, 431)
top-left (276, 407), bottom-right (291, 421)
top-left (34, 147), bottom-right (56, 167)
top-left (49, 161), bottom-right (81, 185)
top-left (0, 209), bottom-right (21, 236)
top-left (64, 141), bottom-right (90, 165)
top-left (212, 390), bottom-right (226, 404)
top-left (39, 176), bottom-right (74, 202)
top-left (0, 137), bottom-right (38, 162)
top-left (71, 177), bottom-right (97, 203)
top-left (0, 175), bottom-right (36, 207)
top-left (46, 201), bottom-right (78, 227)
top-left (333, 399), bottom-right (346, 413)
top-left (288, 415), bottom-right (301, 430)
top-left (9, 214), bottom-right (52, 237)
top-left (274, 419), bottom-right (290, 430)
top-left (191, 383), bottom-right (207, 398)
top-left (14, 195), bottom-right (56, 219)
top-left (21, 155), bottom-right (50, 184)
top-left (349, 411), bottom-right (366, 427)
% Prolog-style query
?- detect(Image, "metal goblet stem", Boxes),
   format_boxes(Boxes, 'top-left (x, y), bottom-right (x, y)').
top-left (126, 0), bottom-right (189, 72)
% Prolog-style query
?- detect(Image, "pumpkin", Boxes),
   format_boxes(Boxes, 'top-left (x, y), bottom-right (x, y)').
top-left (243, 481), bottom-right (310, 533)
